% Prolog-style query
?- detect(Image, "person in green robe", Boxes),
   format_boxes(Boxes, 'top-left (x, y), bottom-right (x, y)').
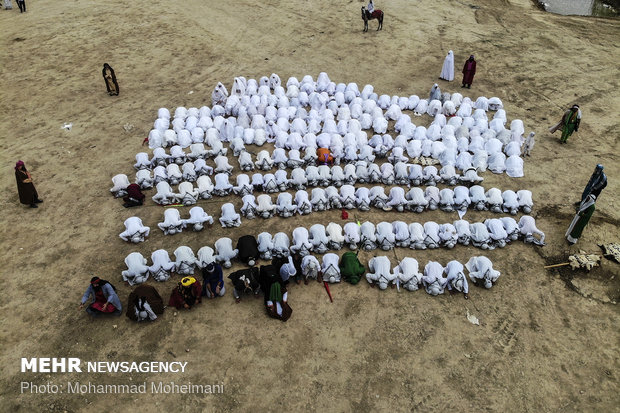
top-left (566, 194), bottom-right (597, 245)
top-left (550, 104), bottom-right (581, 143)
top-left (339, 252), bottom-right (365, 285)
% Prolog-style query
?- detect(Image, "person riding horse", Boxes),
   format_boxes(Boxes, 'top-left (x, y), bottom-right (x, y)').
top-left (361, 0), bottom-right (383, 32)
top-left (366, 0), bottom-right (375, 19)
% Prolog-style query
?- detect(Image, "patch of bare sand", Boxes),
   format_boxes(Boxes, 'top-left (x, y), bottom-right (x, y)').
top-left (0, 0), bottom-right (618, 411)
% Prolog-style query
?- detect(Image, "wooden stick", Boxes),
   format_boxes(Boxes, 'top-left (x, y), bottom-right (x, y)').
top-left (544, 262), bottom-right (570, 269)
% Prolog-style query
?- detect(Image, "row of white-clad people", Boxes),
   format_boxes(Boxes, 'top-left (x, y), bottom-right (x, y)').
top-left (149, 105), bottom-right (523, 154)
top-left (121, 240), bottom-right (498, 300)
top-left (120, 187), bottom-right (535, 243)
top-left (145, 175), bottom-right (532, 214)
top-left (121, 219), bottom-right (543, 284)
top-left (145, 117), bottom-right (529, 172)
top-left (158, 78), bottom-right (506, 139)
top-left (365, 256), bottom-right (500, 294)
top-left (135, 128), bottom-right (529, 177)
top-left (123, 162), bottom-right (487, 195)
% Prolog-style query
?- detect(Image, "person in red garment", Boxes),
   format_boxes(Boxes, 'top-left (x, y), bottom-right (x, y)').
top-left (169, 277), bottom-right (202, 310)
top-left (79, 277), bottom-right (122, 317)
top-left (461, 55), bottom-right (477, 89)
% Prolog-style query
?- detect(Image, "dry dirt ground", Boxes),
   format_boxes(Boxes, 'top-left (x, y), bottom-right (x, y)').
top-left (1, 0), bottom-right (619, 412)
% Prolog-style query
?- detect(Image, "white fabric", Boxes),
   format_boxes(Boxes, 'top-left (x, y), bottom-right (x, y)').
top-left (122, 252), bottom-right (150, 286)
top-left (439, 223), bottom-right (458, 248)
top-left (213, 173), bottom-right (233, 196)
top-left (301, 255), bottom-right (321, 280)
top-left (136, 169), bottom-right (154, 189)
top-left (466, 256), bottom-right (500, 289)
top-left (326, 223), bottom-right (345, 250)
top-left (166, 163), bottom-right (182, 185)
top-left (149, 249), bottom-right (175, 282)
top-left (309, 224), bottom-right (330, 254)
top-left (291, 227), bottom-right (312, 256)
top-left (408, 223), bottom-right (426, 249)
top-left (406, 187), bottom-right (427, 212)
top-left (423, 221), bottom-right (440, 249)
top-left (517, 190), bottom-right (533, 213)
top-left (485, 187), bottom-right (503, 213)
top-left (505, 155), bottom-right (524, 178)
top-left (119, 217), bottom-right (150, 243)
top-left (276, 193), bottom-right (296, 217)
top-left (366, 256), bottom-right (395, 290)
top-left (376, 222), bottom-right (395, 251)
top-left (110, 174), bottom-right (130, 197)
top-left (196, 175), bottom-right (214, 199)
top-left (272, 232), bottom-right (290, 258)
top-left (392, 221), bottom-right (410, 248)
top-left (422, 261), bottom-right (446, 295)
top-left (173, 246), bottom-right (198, 275)
top-left (177, 181), bottom-right (198, 205)
top-left (469, 222), bottom-right (491, 250)
top-left (502, 190), bottom-right (519, 215)
top-left (344, 222), bottom-right (362, 249)
top-left (294, 190), bottom-right (312, 215)
top-left (158, 209), bottom-right (185, 235)
top-left (196, 246), bottom-right (215, 269)
top-left (214, 237), bottom-right (238, 268)
top-left (486, 218), bottom-right (508, 247)
top-left (185, 206), bottom-right (213, 231)
top-left (440, 50), bottom-right (455, 81)
top-left (445, 260), bottom-right (468, 294)
top-left (454, 219), bottom-right (471, 245)
top-left (257, 232), bottom-right (274, 260)
top-left (519, 215), bottom-right (545, 245)
top-left (395, 258), bottom-right (422, 291)
top-left (387, 187), bottom-right (407, 211)
top-left (219, 203), bottom-right (241, 227)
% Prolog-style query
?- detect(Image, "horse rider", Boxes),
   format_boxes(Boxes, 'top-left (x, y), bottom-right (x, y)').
top-left (366, 0), bottom-right (375, 18)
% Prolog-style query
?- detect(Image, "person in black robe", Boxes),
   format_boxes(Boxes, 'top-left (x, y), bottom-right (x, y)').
top-left (228, 267), bottom-right (261, 303)
top-left (15, 161), bottom-right (42, 208)
top-left (126, 284), bottom-right (165, 322)
top-left (102, 63), bottom-right (119, 96)
top-left (236, 235), bottom-right (259, 266)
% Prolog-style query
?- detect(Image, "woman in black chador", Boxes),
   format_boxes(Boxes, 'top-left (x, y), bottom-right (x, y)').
top-left (102, 63), bottom-right (119, 96)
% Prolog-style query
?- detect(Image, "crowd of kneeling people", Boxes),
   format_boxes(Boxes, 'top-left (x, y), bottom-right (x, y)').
top-left (80, 235), bottom-right (502, 323)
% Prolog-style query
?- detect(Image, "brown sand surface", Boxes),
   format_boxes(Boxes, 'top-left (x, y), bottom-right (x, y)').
top-left (1, 0), bottom-right (619, 411)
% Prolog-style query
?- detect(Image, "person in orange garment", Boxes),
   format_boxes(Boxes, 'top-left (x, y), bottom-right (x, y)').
top-left (316, 148), bottom-right (334, 166)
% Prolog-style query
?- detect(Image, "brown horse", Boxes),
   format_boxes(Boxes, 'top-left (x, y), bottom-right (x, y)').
top-left (361, 6), bottom-right (383, 32)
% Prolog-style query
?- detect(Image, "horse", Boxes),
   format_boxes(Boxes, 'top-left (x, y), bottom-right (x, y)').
top-left (361, 6), bottom-right (383, 32)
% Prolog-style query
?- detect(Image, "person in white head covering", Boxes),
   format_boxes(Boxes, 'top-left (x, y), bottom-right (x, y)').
top-left (439, 50), bottom-right (455, 81)
top-left (422, 261), bottom-right (447, 296)
top-left (445, 260), bottom-right (468, 299)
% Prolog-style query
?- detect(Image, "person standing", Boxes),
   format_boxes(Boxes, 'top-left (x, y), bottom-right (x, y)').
top-left (79, 277), bottom-right (122, 317)
top-left (439, 50), bottom-right (454, 81)
top-left (102, 63), bottom-right (119, 96)
top-left (461, 55), bottom-right (476, 89)
top-left (579, 164), bottom-right (607, 204)
top-left (566, 194), bottom-right (598, 245)
top-left (550, 104), bottom-right (581, 144)
top-left (15, 161), bottom-right (43, 208)
top-left (4, 0), bottom-right (12, 10)
top-left (16, 0), bottom-right (24, 12)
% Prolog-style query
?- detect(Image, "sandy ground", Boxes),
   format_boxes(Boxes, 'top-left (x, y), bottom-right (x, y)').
top-left (1, 0), bottom-right (619, 411)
